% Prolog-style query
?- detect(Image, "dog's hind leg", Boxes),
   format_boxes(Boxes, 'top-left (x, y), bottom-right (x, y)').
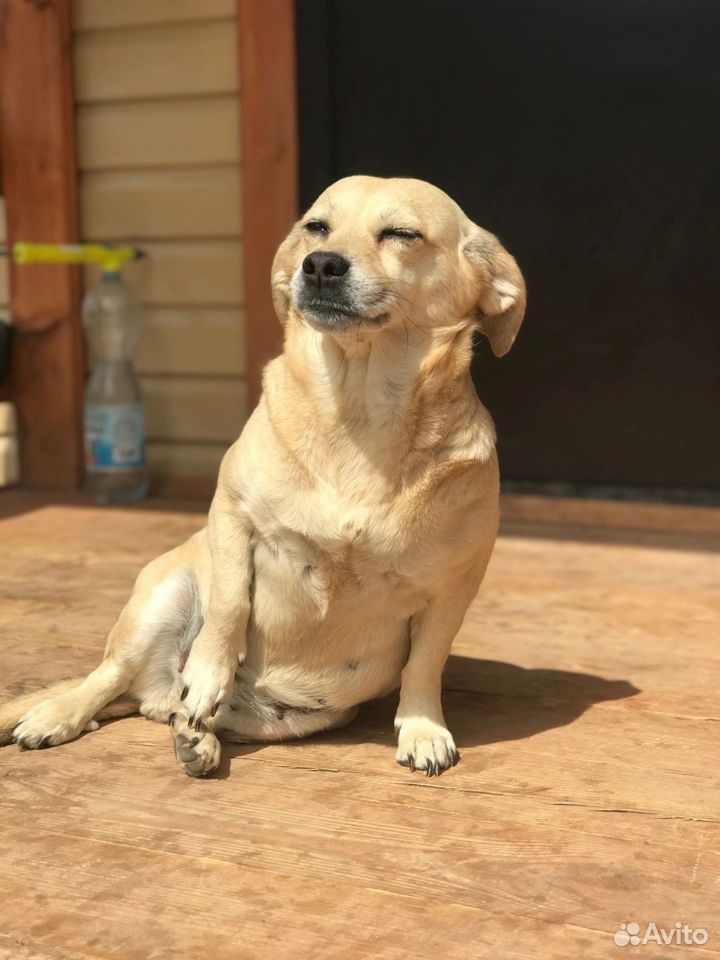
top-left (11, 555), bottom-right (203, 751)
top-left (11, 607), bottom-right (143, 750)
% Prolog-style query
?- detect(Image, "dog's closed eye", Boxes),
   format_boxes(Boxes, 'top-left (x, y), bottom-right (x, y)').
top-left (304, 219), bottom-right (330, 236)
top-left (378, 227), bottom-right (424, 244)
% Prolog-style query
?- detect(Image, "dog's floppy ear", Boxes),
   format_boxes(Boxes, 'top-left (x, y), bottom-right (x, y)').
top-left (271, 221), bottom-right (304, 326)
top-left (462, 226), bottom-right (526, 357)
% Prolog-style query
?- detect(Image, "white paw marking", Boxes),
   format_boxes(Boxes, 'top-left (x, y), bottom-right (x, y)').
top-left (181, 647), bottom-right (237, 726)
top-left (395, 718), bottom-right (459, 777)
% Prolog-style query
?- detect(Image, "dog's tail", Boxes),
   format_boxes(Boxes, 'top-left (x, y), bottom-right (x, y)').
top-left (0, 680), bottom-right (138, 744)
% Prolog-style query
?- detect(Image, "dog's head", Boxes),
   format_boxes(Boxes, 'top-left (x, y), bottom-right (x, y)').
top-left (272, 176), bottom-right (525, 356)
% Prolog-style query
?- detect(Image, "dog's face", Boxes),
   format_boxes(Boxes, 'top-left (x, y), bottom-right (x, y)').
top-left (272, 176), bottom-right (526, 356)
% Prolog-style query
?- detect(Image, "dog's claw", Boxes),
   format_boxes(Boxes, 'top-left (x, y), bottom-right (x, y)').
top-left (180, 686), bottom-right (189, 701)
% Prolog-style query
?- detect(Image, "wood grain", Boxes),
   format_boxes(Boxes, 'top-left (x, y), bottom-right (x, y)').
top-left (0, 493), bottom-right (718, 958)
top-left (74, 20), bottom-right (238, 103)
top-left (136, 307), bottom-right (246, 377)
top-left (142, 375), bottom-right (247, 443)
top-left (146, 441), bottom-right (225, 494)
top-left (237, 0), bottom-right (298, 408)
top-left (77, 96), bottom-right (240, 170)
top-left (84, 239), bottom-right (244, 307)
top-left (80, 167), bottom-right (242, 241)
top-left (502, 493), bottom-right (720, 536)
top-left (73, 0), bottom-right (236, 32)
top-left (1, 0), bottom-right (84, 488)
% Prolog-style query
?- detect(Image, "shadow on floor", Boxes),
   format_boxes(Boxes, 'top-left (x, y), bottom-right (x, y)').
top-left (214, 655), bottom-right (640, 779)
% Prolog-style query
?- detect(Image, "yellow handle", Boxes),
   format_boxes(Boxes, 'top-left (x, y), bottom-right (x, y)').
top-left (12, 242), bottom-right (142, 272)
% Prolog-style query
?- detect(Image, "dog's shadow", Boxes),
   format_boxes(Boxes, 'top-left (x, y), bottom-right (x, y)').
top-left (214, 655), bottom-right (639, 778)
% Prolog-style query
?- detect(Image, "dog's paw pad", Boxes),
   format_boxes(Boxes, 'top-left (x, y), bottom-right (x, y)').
top-left (171, 718), bottom-right (221, 778)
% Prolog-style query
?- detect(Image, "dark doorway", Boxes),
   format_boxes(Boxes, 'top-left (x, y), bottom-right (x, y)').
top-left (296, 0), bottom-right (720, 499)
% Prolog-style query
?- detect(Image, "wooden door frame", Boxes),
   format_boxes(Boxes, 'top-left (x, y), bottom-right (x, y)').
top-left (1, 0), bottom-right (84, 489)
top-left (237, 0), bottom-right (299, 409)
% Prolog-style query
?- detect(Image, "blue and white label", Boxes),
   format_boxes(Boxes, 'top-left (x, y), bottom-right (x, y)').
top-left (85, 404), bottom-right (145, 471)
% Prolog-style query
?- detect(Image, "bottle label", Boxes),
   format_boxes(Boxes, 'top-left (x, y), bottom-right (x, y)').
top-left (85, 404), bottom-right (145, 472)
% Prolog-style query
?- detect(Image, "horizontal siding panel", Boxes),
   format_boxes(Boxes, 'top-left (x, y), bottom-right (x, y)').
top-left (74, 21), bottom-right (238, 103)
top-left (85, 239), bottom-right (243, 306)
top-left (147, 440), bottom-right (225, 487)
top-left (80, 167), bottom-right (241, 240)
top-left (77, 97), bottom-right (239, 170)
top-left (137, 307), bottom-right (246, 376)
top-left (142, 375), bottom-right (246, 443)
top-left (73, 0), bottom-right (235, 32)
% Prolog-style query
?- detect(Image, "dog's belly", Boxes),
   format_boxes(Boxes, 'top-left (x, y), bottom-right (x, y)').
top-left (244, 537), bottom-right (425, 709)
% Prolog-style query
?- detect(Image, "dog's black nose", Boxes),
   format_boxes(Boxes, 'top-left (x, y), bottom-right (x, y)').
top-left (302, 251), bottom-right (350, 282)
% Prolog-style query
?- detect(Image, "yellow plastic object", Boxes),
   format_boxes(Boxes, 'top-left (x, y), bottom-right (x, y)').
top-left (11, 242), bottom-right (143, 274)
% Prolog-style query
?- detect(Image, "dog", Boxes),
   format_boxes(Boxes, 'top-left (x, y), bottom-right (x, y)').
top-left (0, 176), bottom-right (525, 777)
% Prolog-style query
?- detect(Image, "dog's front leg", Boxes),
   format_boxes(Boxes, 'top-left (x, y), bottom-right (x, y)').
top-left (395, 573), bottom-right (480, 777)
top-left (180, 485), bottom-right (252, 728)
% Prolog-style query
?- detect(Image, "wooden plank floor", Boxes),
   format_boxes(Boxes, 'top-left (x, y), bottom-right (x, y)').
top-left (0, 491), bottom-right (718, 960)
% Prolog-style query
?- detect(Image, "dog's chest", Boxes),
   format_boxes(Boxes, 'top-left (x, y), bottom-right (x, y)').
top-left (249, 482), bottom-right (434, 618)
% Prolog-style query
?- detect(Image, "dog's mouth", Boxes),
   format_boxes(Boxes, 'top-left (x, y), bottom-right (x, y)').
top-left (295, 293), bottom-right (389, 331)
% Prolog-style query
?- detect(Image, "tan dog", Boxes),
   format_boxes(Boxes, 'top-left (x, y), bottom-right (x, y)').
top-left (0, 176), bottom-right (525, 777)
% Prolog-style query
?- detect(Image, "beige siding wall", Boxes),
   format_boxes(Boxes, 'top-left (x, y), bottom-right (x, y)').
top-left (72, 0), bottom-right (246, 494)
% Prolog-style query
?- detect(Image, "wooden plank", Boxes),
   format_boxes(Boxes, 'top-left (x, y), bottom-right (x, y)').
top-left (142, 375), bottom-right (246, 443)
top-left (0, 403), bottom-right (17, 436)
top-left (80, 167), bottom-right (242, 240)
top-left (77, 96), bottom-right (240, 171)
top-left (147, 440), bottom-right (225, 490)
top-left (0, 499), bottom-right (719, 957)
top-left (85, 239), bottom-right (244, 307)
top-left (237, 0), bottom-right (298, 408)
top-left (137, 307), bottom-right (246, 376)
top-left (0, 437), bottom-right (19, 487)
top-left (501, 493), bottom-right (720, 536)
top-left (0, 0), bottom-right (84, 488)
top-left (73, 0), bottom-right (236, 32)
top-left (74, 20), bottom-right (238, 103)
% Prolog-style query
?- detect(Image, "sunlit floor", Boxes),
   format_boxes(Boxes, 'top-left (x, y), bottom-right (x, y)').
top-left (0, 491), bottom-right (718, 960)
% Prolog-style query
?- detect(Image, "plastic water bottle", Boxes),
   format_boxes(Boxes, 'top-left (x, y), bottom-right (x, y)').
top-left (83, 269), bottom-right (148, 503)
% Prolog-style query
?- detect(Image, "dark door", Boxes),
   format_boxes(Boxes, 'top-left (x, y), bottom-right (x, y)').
top-left (296, 0), bottom-right (720, 497)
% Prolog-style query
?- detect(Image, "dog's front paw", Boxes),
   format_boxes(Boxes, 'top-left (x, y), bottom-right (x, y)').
top-left (395, 718), bottom-right (459, 777)
top-left (170, 714), bottom-right (222, 778)
top-left (13, 697), bottom-right (91, 750)
top-left (180, 643), bottom-right (238, 729)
